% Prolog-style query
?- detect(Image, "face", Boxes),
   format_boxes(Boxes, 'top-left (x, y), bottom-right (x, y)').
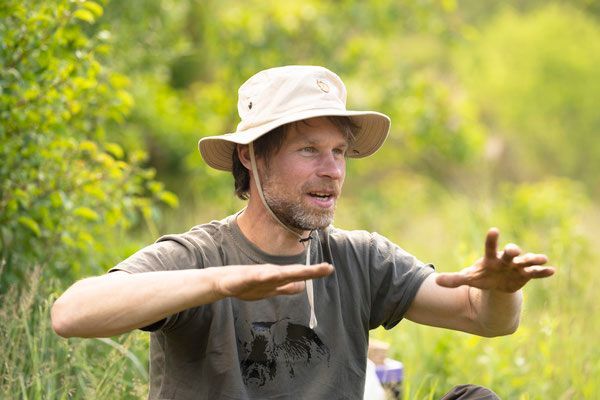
top-left (258, 117), bottom-right (348, 231)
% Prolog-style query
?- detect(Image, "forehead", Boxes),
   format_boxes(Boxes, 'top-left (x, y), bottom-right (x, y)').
top-left (284, 117), bottom-right (348, 145)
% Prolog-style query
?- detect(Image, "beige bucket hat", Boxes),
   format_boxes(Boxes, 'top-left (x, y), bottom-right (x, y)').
top-left (198, 65), bottom-right (391, 171)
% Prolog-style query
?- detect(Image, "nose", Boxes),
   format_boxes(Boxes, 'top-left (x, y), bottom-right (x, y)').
top-left (316, 152), bottom-right (345, 180)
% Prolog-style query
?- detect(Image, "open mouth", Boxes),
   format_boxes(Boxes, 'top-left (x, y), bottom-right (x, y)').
top-left (308, 192), bottom-right (334, 200)
top-left (306, 191), bottom-right (337, 208)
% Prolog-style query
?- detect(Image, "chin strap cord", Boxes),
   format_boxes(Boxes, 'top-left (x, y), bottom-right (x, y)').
top-left (304, 239), bottom-right (317, 329)
top-left (249, 143), bottom-right (318, 329)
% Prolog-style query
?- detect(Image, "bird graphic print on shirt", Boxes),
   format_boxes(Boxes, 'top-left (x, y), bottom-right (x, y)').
top-left (236, 318), bottom-right (331, 387)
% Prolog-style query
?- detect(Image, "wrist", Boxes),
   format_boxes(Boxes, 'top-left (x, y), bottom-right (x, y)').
top-left (176, 268), bottom-right (228, 306)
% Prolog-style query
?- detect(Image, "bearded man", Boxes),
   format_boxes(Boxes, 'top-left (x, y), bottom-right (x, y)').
top-left (52, 66), bottom-right (554, 399)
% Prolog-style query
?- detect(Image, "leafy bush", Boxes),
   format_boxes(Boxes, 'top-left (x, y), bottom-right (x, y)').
top-left (0, 0), bottom-right (176, 285)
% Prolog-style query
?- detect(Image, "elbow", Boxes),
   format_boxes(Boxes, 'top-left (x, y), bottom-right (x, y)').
top-left (505, 318), bottom-right (520, 335)
top-left (479, 317), bottom-right (520, 338)
top-left (51, 277), bottom-right (102, 338)
top-left (51, 297), bottom-right (77, 338)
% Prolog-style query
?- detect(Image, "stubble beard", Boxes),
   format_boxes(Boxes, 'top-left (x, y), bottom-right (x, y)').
top-left (261, 172), bottom-right (336, 232)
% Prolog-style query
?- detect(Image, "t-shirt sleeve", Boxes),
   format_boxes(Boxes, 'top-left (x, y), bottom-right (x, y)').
top-left (109, 232), bottom-right (206, 275)
top-left (107, 230), bottom-right (218, 331)
top-left (368, 233), bottom-right (434, 330)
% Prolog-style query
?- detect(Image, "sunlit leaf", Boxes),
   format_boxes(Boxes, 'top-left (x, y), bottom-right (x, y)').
top-left (49, 192), bottom-right (63, 208)
top-left (104, 142), bottom-right (124, 159)
top-left (18, 216), bottom-right (41, 237)
top-left (82, 1), bottom-right (103, 17)
top-left (73, 9), bottom-right (95, 24)
top-left (73, 206), bottom-right (100, 221)
top-left (79, 140), bottom-right (98, 154)
top-left (158, 191), bottom-right (179, 208)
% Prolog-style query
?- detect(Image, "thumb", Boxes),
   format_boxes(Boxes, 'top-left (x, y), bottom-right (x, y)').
top-left (435, 272), bottom-right (469, 288)
top-left (276, 281), bottom-right (306, 295)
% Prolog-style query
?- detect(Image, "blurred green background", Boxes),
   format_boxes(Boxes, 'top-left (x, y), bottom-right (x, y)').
top-left (1, 0), bottom-right (599, 398)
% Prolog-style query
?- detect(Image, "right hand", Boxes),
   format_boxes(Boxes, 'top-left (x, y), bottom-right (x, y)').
top-left (435, 228), bottom-right (554, 293)
top-left (213, 263), bottom-right (334, 301)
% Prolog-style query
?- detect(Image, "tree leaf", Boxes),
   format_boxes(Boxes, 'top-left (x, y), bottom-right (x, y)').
top-left (83, 1), bottom-right (103, 17)
top-left (73, 207), bottom-right (100, 221)
top-left (18, 216), bottom-right (41, 237)
top-left (79, 140), bottom-right (98, 155)
top-left (104, 143), bottom-right (124, 159)
top-left (73, 9), bottom-right (95, 24)
top-left (158, 191), bottom-right (179, 208)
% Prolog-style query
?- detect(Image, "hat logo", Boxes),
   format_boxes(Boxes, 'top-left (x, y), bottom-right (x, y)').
top-left (316, 79), bottom-right (330, 93)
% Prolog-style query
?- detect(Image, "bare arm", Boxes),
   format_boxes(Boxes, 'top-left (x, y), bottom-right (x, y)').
top-left (405, 228), bottom-right (554, 337)
top-left (51, 263), bottom-right (333, 338)
top-left (405, 274), bottom-right (523, 337)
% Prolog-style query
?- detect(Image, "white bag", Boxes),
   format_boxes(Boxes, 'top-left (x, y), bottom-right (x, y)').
top-left (363, 359), bottom-right (386, 400)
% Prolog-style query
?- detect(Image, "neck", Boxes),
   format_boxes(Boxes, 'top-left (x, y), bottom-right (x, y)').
top-left (236, 198), bottom-right (309, 256)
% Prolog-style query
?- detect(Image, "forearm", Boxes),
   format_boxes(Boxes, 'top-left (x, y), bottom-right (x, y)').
top-left (52, 261), bottom-right (333, 338)
top-left (469, 286), bottom-right (522, 337)
top-left (51, 269), bottom-right (224, 338)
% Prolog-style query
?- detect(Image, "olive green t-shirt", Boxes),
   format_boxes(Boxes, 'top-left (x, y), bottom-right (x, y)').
top-left (111, 215), bottom-right (434, 399)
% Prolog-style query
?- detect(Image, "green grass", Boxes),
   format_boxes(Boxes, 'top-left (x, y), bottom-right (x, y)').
top-left (363, 179), bottom-right (600, 399)
top-left (0, 268), bottom-right (149, 400)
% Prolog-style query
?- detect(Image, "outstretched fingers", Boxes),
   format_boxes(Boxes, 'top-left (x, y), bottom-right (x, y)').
top-left (513, 253), bottom-right (548, 266)
top-left (510, 252), bottom-right (553, 280)
top-left (436, 228), bottom-right (555, 292)
top-left (275, 262), bottom-right (334, 283)
top-left (522, 265), bottom-right (555, 279)
top-left (268, 263), bottom-right (334, 296)
top-left (484, 228), bottom-right (500, 259)
top-left (500, 243), bottom-right (522, 264)
top-left (258, 263), bottom-right (333, 293)
top-left (219, 262), bottom-right (334, 301)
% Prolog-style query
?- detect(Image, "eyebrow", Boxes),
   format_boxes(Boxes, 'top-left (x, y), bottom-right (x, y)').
top-left (296, 137), bottom-right (349, 148)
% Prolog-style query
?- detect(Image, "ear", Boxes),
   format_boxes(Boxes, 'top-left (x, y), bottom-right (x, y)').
top-left (237, 144), bottom-right (252, 171)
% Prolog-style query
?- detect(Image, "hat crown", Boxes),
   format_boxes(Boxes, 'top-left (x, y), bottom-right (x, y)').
top-left (198, 65), bottom-right (391, 171)
top-left (236, 66), bottom-right (347, 132)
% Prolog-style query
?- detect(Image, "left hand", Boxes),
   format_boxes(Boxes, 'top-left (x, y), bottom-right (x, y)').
top-left (435, 228), bottom-right (555, 293)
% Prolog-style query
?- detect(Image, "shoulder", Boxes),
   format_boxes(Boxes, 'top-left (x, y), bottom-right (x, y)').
top-left (321, 225), bottom-right (392, 251)
top-left (157, 216), bottom-right (232, 247)
top-left (322, 225), bottom-right (428, 267)
top-left (319, 226), bottom-right (399, 266)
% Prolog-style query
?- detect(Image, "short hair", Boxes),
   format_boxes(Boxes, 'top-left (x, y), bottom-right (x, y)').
top-left (232, 116), bottom-right (358, 200)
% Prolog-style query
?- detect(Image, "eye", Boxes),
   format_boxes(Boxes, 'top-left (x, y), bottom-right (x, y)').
top-left (333, 146), bottom-right (348, 157)
top-left (300, 146), bottom-right (317, 154)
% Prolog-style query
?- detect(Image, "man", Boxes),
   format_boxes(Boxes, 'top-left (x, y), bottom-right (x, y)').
top-left (52, 66), bottom-right (554, 399)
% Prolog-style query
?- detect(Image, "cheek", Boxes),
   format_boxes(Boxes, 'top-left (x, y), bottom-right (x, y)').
top-left (339, 160), bottom-right (347, 179)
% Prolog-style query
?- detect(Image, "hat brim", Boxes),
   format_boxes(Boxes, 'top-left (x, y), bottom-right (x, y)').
top-left (198, 109), bottom-right (390, 171)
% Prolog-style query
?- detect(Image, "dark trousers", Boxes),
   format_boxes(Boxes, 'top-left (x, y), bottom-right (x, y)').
top-left (440, 384), bottom-right (500, 400)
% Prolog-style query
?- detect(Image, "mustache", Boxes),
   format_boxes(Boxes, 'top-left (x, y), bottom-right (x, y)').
top-left (301, 181), bottom-right (341, 196)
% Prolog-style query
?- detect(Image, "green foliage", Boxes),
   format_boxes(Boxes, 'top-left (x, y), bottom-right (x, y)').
top-left (95, 4), bottom-right (600, 396)
top-left (4, 0), bottom-right (600, 398)
top-left (97, 0), bottom-right (483, 234)
top-left (453, 4), bottom-right (600, 192)
top-left (0, 0), bottom-right (177, 285)
top-left (370, 177), bottom-right (598, 399)
top-left (361, 71), bottom-right (485, 184)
